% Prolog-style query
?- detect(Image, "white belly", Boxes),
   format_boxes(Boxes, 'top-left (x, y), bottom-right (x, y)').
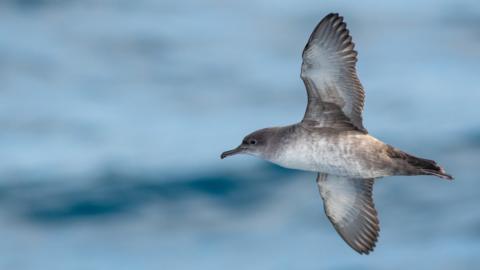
top-left (269, 135), bottom-right (369, 177)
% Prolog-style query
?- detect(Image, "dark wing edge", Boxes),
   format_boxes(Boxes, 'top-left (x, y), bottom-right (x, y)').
top-left (316, 173), bottom-right (379, 254)
top-left (301, 13), bottom-right (367, 133)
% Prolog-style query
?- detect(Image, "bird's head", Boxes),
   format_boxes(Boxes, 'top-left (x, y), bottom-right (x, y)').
top-left (221, 128), bottom-right (277, 159)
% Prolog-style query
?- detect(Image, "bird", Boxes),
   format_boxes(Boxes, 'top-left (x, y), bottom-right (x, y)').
top-left (220, 13), bottom-right (453, 254)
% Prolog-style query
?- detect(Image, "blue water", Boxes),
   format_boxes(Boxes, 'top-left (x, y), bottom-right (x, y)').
top-left (0, 0), bottom-right (479, 269)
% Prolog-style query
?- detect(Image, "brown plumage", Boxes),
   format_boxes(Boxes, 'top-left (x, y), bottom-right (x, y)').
top-left (221, 12), bottom-right (453, 255)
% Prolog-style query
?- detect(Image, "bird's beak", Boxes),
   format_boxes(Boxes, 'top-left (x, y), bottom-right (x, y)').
top-left (221, 146), bottom-right (244, 159)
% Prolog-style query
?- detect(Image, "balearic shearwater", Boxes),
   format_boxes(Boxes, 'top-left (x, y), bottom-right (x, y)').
top-left (220, 13), bottom-right (453, 254)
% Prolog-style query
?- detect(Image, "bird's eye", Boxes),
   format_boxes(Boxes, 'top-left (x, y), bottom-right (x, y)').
top-left (249, 139), bottom-right (257, 145)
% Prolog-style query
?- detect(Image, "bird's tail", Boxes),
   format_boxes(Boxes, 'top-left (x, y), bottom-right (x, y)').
top-left (387, 145), bottom-right (453, 180)
top-left (404, 153), bottom-right (453, 180)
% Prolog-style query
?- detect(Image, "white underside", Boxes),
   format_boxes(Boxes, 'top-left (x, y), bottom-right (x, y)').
top-left (269, 134), bottom-right (384, 178)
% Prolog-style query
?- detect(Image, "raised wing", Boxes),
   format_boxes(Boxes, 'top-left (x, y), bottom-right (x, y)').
top-left (301, 13), bottom-right (367, 132)
top-left (317, 173), bottom-right (379, 254)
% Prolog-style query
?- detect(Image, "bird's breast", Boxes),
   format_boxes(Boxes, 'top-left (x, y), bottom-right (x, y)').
top-left (269, 133), bottom-right (373, 177)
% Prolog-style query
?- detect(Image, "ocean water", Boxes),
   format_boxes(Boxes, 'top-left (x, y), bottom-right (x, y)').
top-left (0, 0), bottom-right (479, 269)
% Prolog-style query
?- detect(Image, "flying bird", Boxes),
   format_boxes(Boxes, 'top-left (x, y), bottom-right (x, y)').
top-left (221, 13), bottom-right (452, 254)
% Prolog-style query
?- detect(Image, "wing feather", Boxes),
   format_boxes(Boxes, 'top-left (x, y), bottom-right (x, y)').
top-left (301, 13), bottom-right (366, 132)
top-left (316, 173), bottom-right (379, 254)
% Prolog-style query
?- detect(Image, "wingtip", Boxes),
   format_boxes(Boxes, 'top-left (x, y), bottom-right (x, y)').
top-left (326, 12), bottom-right (340, 18)
top-left (352, 243), bottom-right (376, 255)
top-left (325, 12), bottom-right (344, 22)
top-left (358, 249), bottom-right (372, 255)
top-left (351, 236), bottom-right (377, 255)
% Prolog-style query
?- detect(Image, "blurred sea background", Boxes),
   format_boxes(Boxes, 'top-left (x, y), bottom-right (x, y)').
top-left (0, 0), bottom-right (479, 269)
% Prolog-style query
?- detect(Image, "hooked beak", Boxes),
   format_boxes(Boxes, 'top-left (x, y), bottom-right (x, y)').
top-left (221, 146), bottom-right (244, 159)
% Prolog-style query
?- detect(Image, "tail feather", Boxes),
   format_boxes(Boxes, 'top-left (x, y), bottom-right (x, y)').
top-left (387, 145), bottom-right (453, 180)
top-left (420, 169), bottom-right (453, 180)
top-left (406, 154), bottom-right (453, 180)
